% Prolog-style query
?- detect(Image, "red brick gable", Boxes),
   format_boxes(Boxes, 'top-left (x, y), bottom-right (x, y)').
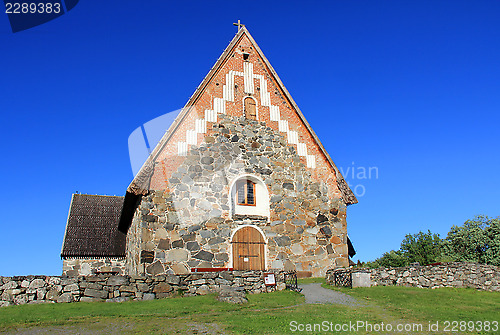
top-left (128, 27), bottom-right (356, 206)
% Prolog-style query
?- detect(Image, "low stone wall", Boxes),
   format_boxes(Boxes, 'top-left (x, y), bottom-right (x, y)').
top-left (0, 271), bottom-right (286, 307)
top-left (326, 263), bottom-right (500, 291)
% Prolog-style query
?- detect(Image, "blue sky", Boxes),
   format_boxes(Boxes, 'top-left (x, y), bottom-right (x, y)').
top-left (1, 1), bottom-right (499, 276)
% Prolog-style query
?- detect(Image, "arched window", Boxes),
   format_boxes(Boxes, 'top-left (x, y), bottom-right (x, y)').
top-left (230, 175), bottom-right (270, 219)
top-left (244, 97), bottom-right (257, 120)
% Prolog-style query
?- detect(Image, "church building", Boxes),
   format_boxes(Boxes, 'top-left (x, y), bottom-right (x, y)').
top-left (61, 25), bottom-right (357, 278)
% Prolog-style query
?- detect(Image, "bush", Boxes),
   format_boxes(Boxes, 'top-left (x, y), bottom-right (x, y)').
top-left (400, 230), bottom-right (443, 265)
top-left (443, 215), bottom-right (500, 266)
top-left (375, 250), bottom-right (409, 267)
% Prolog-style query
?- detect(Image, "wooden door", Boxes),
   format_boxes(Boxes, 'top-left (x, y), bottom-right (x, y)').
top-left (244, 97), bottom-right (257, 120)
top-left (232, 226), bottom-right (265, 270)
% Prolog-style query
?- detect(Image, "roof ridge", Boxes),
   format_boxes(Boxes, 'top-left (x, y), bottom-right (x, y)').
top-left (73, 194), bottom-right (125, 198)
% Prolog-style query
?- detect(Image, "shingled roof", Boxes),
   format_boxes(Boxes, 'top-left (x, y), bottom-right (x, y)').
top-left (61, 194), bottom-right (126, 258)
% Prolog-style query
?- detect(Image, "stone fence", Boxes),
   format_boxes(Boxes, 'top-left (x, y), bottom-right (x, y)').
top-left (0, 271), bottom-right (286, 307)
top-left (326, 262), bottom-right (500, 291)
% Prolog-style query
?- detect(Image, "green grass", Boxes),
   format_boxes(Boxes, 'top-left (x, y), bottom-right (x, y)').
top-left (326, 284), bottom-right (500, 323)
top-left (0, 294), bottom-right (232, 326)
top-left (0, 290), bottom-right (381, 334)
top-left (221, 292), bottom-right (381, 334)
top-left (0, 292), bottom-right (301, 327)
top-left (1, 285), bottom-right (499, 334)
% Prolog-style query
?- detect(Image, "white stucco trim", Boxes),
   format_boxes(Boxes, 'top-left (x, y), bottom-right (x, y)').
top-left (174, 58), bottom-right (317, 167)
top-left (228, 174), bottom-right (270, 219)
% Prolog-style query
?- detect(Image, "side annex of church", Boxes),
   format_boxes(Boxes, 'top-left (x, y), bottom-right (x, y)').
top-left (61, 26), bottom-right (357, 278)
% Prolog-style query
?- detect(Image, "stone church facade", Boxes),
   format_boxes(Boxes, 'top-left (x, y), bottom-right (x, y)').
top-left (61, 26), bottom-right (357, 278)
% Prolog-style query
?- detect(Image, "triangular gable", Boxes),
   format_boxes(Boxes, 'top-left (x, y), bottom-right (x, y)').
top-left (128, 26), bottom-right (357, 205)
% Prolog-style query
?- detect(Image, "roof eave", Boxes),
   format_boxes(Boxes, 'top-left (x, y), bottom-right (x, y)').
top-left (61, 254), bottom-right (126, 259)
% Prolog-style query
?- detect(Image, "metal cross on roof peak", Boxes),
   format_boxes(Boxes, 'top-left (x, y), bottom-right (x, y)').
top-left (233, 20), bottom-right (245, 31)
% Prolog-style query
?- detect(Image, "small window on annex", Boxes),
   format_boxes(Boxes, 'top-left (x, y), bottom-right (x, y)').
top-left (244, 97), bottom-right (257, 120)
top-left (236, 179), bottom-right (256, 206)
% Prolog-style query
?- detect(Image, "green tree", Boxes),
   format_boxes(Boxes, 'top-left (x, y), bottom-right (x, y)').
top-left (485, 217), bottom-right (500, 265)
top-left (375, 250), bottom-right (408, 267)
top-left (368, 230), bottom-right (443, 267)
top-left (365, 215), bottom-right (499, 268)
top-left (444, 215), bottom-right (500, 266)
top-left (400, 230), bottom-right (443, 265)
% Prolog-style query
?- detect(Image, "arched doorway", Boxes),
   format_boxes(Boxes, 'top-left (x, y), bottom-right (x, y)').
top-left (231, 226), bottom-right (266, 270)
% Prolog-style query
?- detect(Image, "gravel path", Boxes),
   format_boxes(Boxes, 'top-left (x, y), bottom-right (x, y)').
top-left (299, 283), bottom-right (362, 307)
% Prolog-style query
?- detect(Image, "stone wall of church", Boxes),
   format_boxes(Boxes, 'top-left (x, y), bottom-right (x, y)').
top-left (125, 114), bottom-right (349, 277)
top-left (62, 258), bottom-right (125, 276)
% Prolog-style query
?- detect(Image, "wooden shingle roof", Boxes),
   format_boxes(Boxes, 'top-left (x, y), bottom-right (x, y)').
top-left (61, 194), bottom-right (126, 258)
